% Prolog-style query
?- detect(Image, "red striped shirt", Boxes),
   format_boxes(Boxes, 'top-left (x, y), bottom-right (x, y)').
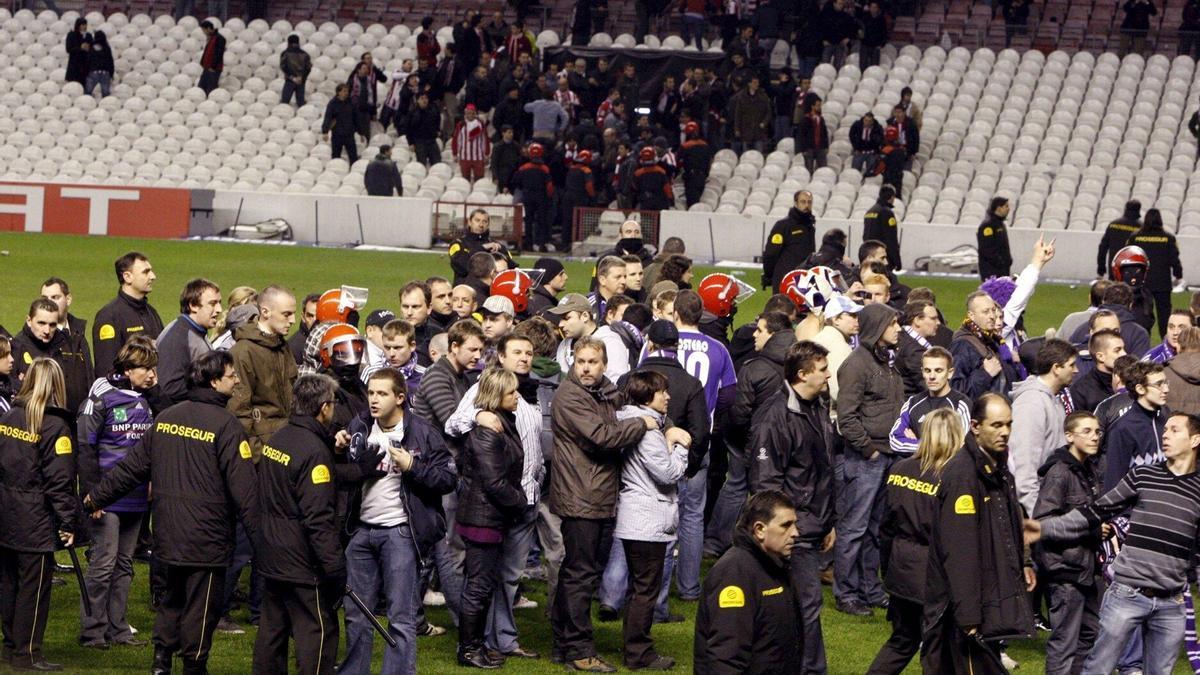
top-left (452, 120), bottom-right (491, 162)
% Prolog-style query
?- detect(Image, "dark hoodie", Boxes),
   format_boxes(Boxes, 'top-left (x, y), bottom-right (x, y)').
top-left (1069, 365), bottom-right (1115, 413)
top-left (802, 236), bottom-right (854, 282)
top-left (1067, 302), bottom-right (1151, 357)
top-left (837, 303), bottom-right (904, 457)
top-left (730, 330), bottom-right (796, 444)
top-left (1032, 447), bottom-right (1103, 585)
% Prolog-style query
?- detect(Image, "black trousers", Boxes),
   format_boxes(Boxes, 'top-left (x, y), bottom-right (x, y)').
top-left (1150, 289), bottom-right (1173, 339)
top-left (458, 539), bottom-right (504, 652)
top-left (621, 539), bottom-right (667, 668)
top-left (198, 69), bottom-right (220, 95)
top-left (331, 135), bottom-right (358, 164)
top-left (155, 565), bottom-right (226, 671)
top-left (552, 517), bottom-right (614, 662)
top-left (921, 616), bottom-right (1008, 675)
top-left (0, 549), bottom-right (54, 666)
top-left (252, 578), bottom-right (338, 674)
top-left (866, 596), bottom-right (923, 674)
top-left (684, 172), bottom-right (706, 207)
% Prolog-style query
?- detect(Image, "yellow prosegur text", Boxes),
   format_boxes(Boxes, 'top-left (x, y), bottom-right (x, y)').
top-left (155, 422), bottom-right (216, 444)
top-left (262, 445), bottom-right (292, 467)
top-left (0, 424), bottom-right (40, 443)
top-left (886, 473), bottom-right (938, 496)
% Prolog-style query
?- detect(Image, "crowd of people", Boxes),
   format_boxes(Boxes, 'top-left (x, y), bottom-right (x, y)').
top-left (1, 205), bottom-right (1199, 674)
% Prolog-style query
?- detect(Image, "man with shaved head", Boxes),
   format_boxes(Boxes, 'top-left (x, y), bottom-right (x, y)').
top-left (762, 190), bottom-right (816, 290)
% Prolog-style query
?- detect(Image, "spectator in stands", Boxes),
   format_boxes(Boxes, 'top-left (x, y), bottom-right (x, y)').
top-left (859, 1), bottom-right (888, 68)
top-left (197, 21), bottom-right (225, 96)
top-left (887, 104), bottom-right (919, 162)
top-left (513, 144), bottom-right (556, 252)
top-left (416, 16), bottom-right (440, 67)
top-left (489, 126), bottom-right (521, 193)
top-left (406, 92), bottom-right (442, 167)
top-left (349, 59), bottom-right (384, 137)
top-left (1166, 327), bottom-right (1200, 416)
top-left (796, 94), bottom-right (830, 172)
top-left (1120, 0), bottom-right (1158, 54)
top-left (65, 18), bottom-right (91, 87)
top-left (279, 34), bottom-right (312, 107)
top-left (363, 146), bottom-right (404, 197)
top-left (525, 90), bottom-right (569, 144)
top-left (1186, 1), bottom-right (1200, 61)
top-left (435, 44), bottom-right (467, 139)
top-left (680, 0), bottom-right (714, 48)
top-left (731, 76), bottom-right (772, 154)
top-left (83, 31), bottom-right (114, 98)
top-left (849, 112), bottom-right (883, 172)
top-left (1002, 0), bottom-right (1031, 47)
top-left (451, 105), bottom-right (491, 182)
top-left (819, 0), bottom-right (859, 69)
top-left (322, 84), bottom-right (360, 164)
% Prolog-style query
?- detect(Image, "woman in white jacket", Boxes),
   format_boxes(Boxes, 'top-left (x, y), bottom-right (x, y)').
top-left (613, 370), bottom-right (689, 671)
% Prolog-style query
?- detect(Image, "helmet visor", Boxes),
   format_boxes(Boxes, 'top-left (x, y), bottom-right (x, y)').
top-left (327, 338), bottom-right (366, 367)
top-left (339, 285), bottom-right (369, 312)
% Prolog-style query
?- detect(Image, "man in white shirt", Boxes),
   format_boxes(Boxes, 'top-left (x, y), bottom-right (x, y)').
top-left (551, 293), bottom-right (631, 381)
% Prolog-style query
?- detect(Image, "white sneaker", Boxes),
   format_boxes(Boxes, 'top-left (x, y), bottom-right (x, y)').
top-left (128, 625), bottom-right (138, 635)
top-left (544, 243), bottom-right (557, 252)
top-left (999, 651), bottom-right (1018, 671)
top-left (514, 595), bottom-right (538, 610)
top-left (423, 590), bottom-right (446, 607)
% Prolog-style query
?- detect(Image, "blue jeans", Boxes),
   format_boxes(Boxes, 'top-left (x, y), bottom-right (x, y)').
top-left (1081, 581), bottom-right (1184, 675)
top-left (342, 524), bottom-right (422, 675)
top-left (484, 505), bottom-right (538, 653)
top-left (85, 72), bottom-right (111, 97)
top-left (705, 444), bottom-right (747, 556)
top-left (659, 463), bottom-right (707, 604)
top-left (281, 78), bottom-right (306, 106)
top-left (833, 451), bottom-right (891, 606)
top-left (431, 491), bottom-right (464, 626)
top-left (681, 15), bottom-right (707, 49)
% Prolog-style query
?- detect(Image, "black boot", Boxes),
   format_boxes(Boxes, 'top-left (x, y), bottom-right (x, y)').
top-left (180, 657), bottom-right (208, 675)
top-left (457, 646), bottom-right (501, 669)
top-left (152, 647), bottom-right (173, 675)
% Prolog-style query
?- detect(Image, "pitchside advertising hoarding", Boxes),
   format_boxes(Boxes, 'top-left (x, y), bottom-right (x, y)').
top-left (0, 181), bottom-right (191, 238)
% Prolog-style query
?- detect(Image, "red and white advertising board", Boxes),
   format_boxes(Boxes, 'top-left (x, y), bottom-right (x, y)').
top-left (0, 181), bottom-right (191, 238)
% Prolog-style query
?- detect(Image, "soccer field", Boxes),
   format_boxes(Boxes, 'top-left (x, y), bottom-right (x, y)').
top-left (3, 231), bottom-right (1190, 674)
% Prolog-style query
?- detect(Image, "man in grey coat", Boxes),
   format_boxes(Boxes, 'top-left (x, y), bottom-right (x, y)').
top-left (834, 302), bottom-right (904, 617)
top-left (156, 278), bottom-right (222, 403)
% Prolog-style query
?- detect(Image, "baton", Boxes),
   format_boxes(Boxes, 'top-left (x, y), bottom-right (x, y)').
top-left (67, 545), bottom-right (92, 618)
top-left (345, 586), bottom-right (397, 648)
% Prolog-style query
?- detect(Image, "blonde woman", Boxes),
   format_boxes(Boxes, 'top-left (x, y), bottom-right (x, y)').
top-left (456, 367), bottom-right (526, 669)
top-left (0, 358), bottom-right (82, 670)
top-left (211, 286), bottom-right (259, 350)
top-left (866, 407), bottom-right (964, 675)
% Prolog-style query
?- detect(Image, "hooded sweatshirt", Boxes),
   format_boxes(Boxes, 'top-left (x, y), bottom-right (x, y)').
top-left (1007, 375), bottom-right (1068, 514)
top-left (1165, 352), bottom-right (1200, 417)
top-left (837, 303), bottom-right (904, 457)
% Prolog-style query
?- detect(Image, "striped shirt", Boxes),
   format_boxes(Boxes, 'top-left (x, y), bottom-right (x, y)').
top-left (451, 119), bottom-right (491, 162)
top-left (554, 88), bottom-right (580, 123)
top-left (1040, 463), bottom-right (1200, 593)
top-left (444, 380), bottom-right (544, 505)
top-left (888, 390), bottom-right (971, 455)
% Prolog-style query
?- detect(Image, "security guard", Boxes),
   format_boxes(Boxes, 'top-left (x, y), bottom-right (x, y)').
top-left (678, 121), bottom-right (713, 208)
top-left (1095, 199), bottom-right (1142, 278)
top-left (694, 490), bottom-right (801, 673)
top-left (86, 350), bottom-right (258, 675)
top-left (0, 358), bottom-right (82, 672)
top-left (93, 252), bottom-right (165, 378)
top-left (922, 394), bottom-right (1034, 675)
top-left (632, 146), bottom-right (674, 211)
top-left (1128, 208), bottom-right (1183, 339)
top-left (976, 197), bottom-right (1013, 280)
top-left (449, 208), bottom-right (515, 286)
top-left (864, 185), bottom-right (902, 272)
top-left (761, 189), bottom-right (817, 290)
top-left (252, 375), bottom-right (346, 675)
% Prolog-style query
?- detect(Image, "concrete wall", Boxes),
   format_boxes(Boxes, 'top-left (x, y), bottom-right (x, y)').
top-left (206, 191), bottom-right (435, 248)
top-left (658, 212), bottom-right (1200, 282)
